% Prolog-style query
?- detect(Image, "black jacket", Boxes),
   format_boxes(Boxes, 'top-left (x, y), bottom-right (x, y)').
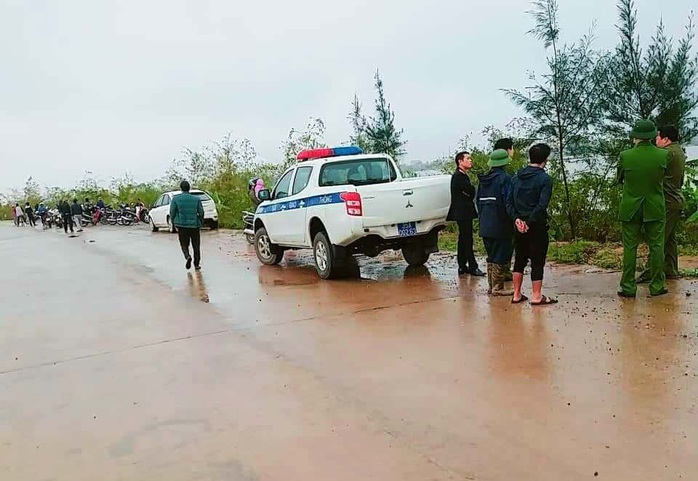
top-left (477, 167), bottom-right (514, 239)
top-left (446, 169), bottom-right (477, 222)
top-left (70, 202), bottom-right (83, 215)
top-left (506, 166), bottom-right (553, 226)
top-left (59, 202), bottom-right (72, 216)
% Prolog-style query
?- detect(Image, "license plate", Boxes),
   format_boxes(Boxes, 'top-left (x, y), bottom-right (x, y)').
top-left (397, 222), bottom-right (417, 237)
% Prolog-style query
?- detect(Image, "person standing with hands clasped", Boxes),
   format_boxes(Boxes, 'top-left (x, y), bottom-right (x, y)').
top-left (170, 180), bottom-right (205, 270)
top-left (506, 143), bottom-right (557, 306)
top-left (447, 151), bottom-right (485, 277)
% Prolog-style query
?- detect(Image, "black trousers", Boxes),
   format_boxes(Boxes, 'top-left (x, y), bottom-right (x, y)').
top-left (62, 214), bottom-right (74, 233)
top-left (483, 237), bottom-right (514, 265)
top-left (457, 221), bottom-right (478, 273)
top-left (27, 214), bottom-right (36, 227)
top-left (513, 224), bottom-right (549, 281)
top-left (178, 227), bottom-right (201, 266)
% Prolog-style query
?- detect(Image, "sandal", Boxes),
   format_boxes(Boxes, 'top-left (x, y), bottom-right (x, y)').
top-left (531, 296), bottom-right (558, 306)
top-left (511, 295), bottom-right (529, 304)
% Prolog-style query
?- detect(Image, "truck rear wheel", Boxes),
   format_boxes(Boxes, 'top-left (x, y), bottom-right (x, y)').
top-left (402, 243), bottom-right (430, 267)
top-left (313, 231), bottom-right (341, 279)
top-left (255, 227), bottom-right (283, 265)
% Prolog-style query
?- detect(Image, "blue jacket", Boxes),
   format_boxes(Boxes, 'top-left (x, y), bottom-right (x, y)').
top-left (506, 166), bottom-right (553, 226)
top-left (477, 167), bottom-right (514, 239)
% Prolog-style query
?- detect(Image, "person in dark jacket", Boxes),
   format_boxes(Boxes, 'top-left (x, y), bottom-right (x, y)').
top-left (59, 200), bottom-right (74, 234)
top-left (24, 202), bottom-right (36, 227)
top-left (170, 180), bottom-right (205, 270)
top-left (71, 199), bottom-right (84, 232)
top-left (493, 138), bottom-right (516, 281)
top-left (506, 143), bottom-right (557, 305)
top-left (477, 149), bottom-right (514, 296)
top-left (447, 151), bottom-right (485, 277)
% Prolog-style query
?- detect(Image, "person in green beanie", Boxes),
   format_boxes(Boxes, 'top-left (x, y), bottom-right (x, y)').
top-left (617, 119), bottom-right (669, 298)
top-left (637, 125), bottom-right (687, 283)
top-left (494, 138), bottom-right (516, 281)
top-left (477, 149), bottom-right (514, 296)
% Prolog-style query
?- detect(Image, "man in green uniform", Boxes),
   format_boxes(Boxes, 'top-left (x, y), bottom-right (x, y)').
top-left (637, 125), bottom-right (687, 282)
top-left (618, 119), bottom-right (669, 298)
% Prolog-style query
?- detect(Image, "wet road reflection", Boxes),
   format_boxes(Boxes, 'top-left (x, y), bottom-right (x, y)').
top-left (187, 271), bottom-right (209, 303)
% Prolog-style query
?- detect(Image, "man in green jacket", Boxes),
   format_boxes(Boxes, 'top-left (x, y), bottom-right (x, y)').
top-left (637, 125), bottom-right (687, 282)
top-left (170, 180), bottom-right (205, 270)
top-left (617, 119), bottom-right (669, 298)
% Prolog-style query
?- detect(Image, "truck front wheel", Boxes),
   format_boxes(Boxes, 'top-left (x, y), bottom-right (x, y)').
top-left (402, 243), bottom-right (430, 267)
top-left (313, 231), bottom-right (341, 279)
top-left (255, 227), bottom-right (283, 265)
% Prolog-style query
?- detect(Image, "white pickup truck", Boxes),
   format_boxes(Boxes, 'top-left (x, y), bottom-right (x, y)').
top-left (248, 147), bottom-right (452, 279)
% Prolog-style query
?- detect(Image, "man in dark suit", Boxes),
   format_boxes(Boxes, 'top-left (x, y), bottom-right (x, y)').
top-left (447, 151), bottom-right (485, 277)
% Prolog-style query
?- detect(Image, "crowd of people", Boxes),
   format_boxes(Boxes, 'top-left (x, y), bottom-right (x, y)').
top-left (448, 119), bottom-right (687, 304)
top-left (7, 197), bottom-right (153, 234)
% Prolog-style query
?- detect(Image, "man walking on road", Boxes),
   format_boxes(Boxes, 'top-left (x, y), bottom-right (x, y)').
top-left (618, 119), bottom-right (668, 298)
top-left (71, 199), bottom-right (84, 232)
top-left (170, 180), bottom-right (204, 270)
top-left (447, 151), bottom-right (485, 277)
top-left (637, 125), bottom-right (687, 283)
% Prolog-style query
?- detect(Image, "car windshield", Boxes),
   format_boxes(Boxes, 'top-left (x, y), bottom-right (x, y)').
top-left (319, 158), bottom-right (398, 187)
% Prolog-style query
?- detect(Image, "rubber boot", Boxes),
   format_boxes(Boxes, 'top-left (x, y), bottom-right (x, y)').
top-left (492, 264), bottom-right (514, 297)
top-left (486, 263), bottom-right (493, 294)
top-left (502, 263), bottom-right (513, 282)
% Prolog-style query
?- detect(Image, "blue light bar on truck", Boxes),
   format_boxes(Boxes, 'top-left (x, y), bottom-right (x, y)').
top-left (297, 146), bottom-right (363, 161)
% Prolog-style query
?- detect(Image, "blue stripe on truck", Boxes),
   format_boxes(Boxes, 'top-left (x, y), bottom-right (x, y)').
top-left (256, 192), bottom-right (344, 215)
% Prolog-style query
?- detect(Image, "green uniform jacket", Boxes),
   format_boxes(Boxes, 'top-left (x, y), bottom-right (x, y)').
top-left (169, 192), bottom-right (204, 228)
top-left (617, 141), bottom-right (668, 222)
top-left (664, 143), bottom-right (687, 211)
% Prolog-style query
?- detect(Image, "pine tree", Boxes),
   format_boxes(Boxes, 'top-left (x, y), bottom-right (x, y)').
top-left (504, 0), bottom-right (607, 239)
top-left (348, 95), bottom-right (371, 153)
top-left (604, 0), bottom-right (698, 142)
top-left (364, 71), bottom-right (407, 161)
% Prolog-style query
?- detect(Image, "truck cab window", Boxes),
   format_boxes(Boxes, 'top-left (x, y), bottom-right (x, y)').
top-left (273, 170), bottom-right (294, 199)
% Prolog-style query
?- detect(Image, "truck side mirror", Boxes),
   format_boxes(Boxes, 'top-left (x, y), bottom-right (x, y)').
top-left (258, 189), bottom-right (270, 201)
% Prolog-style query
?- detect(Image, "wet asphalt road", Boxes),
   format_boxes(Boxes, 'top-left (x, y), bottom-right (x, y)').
top-left (1, 223), bottom-right (697, 480)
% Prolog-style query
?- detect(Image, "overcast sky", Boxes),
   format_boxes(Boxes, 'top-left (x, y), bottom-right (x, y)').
top-left (1, 0), bottom-right (696, 192)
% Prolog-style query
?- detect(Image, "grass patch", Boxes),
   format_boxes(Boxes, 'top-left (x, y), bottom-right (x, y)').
top-left (679, 268), bottom-right (698, 278)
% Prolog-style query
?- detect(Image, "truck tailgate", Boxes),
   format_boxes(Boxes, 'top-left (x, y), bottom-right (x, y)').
top-left (357, 176), bottom-right (451, 228)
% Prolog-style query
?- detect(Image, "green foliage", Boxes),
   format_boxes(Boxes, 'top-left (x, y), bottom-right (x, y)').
top-left (280, 118), bottom-right (326, 171)
top-left (348, 95), bottom-right (372, 153)
top-left (350, 71), bottom-right (407, 161)
top-left (504, 0), bottom-right (608, 239)
top-left (548, 241), bottom-right (601, 264)
top-left (604, 0), bottom-right (698, 142)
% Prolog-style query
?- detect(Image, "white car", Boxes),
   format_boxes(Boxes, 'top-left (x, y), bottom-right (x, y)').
top-left (149, 189), bottom-right (219, 232)
top-left (247, 146), bottom-right (452, 279)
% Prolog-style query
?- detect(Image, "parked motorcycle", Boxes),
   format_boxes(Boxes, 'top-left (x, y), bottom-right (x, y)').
top-left (242, 211), bottom-right (255, 244)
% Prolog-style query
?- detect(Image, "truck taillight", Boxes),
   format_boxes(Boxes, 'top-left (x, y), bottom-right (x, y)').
top-left (340, 192), bottom-right (363, 216)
